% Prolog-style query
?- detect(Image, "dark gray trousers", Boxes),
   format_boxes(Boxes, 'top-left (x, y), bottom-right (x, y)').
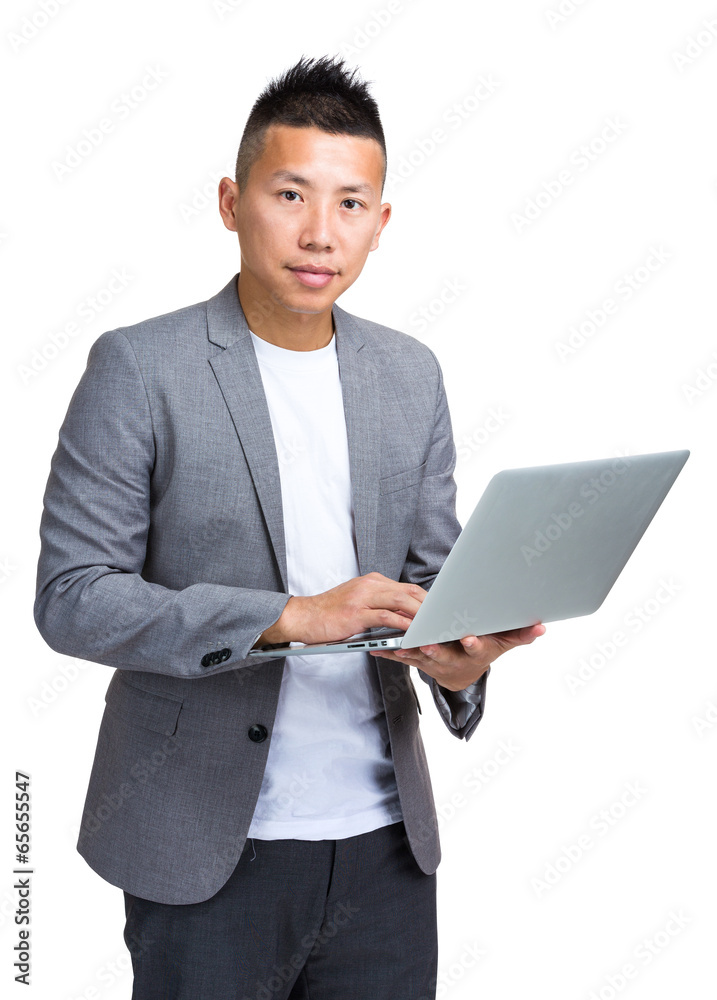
top-left (123, 819), bottom-right (438, 999)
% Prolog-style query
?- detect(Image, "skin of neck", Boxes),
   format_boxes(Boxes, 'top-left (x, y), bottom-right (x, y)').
top-left (237, 270), bottom-right (336, 351)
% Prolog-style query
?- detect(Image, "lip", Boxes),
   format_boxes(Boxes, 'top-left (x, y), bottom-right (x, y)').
top-left (288, 265), bottom-right (337, 289)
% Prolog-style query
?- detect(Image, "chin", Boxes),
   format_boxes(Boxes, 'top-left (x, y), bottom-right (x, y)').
top-left (283, 297), bottom-right (334, 316)
top-left (279, 283), bottom-right (343, 314)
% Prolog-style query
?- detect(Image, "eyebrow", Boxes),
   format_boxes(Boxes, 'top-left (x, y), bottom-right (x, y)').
top-left (268, 169), bottom-right (374, 195)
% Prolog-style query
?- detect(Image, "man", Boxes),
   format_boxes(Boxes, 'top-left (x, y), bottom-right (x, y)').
top-left (34, 55), bottom-right (543, 999)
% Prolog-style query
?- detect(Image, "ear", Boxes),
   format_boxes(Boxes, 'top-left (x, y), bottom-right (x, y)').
top-left (369, 201), bottom-right (392, 252)
top-left (218, 177), bottom-right (240, 233)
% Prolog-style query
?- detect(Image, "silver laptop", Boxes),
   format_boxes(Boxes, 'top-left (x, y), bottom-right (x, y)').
top-left (248, 449), bottom-right (689, 658)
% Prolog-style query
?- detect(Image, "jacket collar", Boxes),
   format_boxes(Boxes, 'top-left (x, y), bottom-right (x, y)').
top-left (206, 274), bottom-right (381, 593)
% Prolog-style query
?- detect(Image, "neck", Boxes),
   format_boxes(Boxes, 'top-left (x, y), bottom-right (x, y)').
top-left (237, 273), bottom-right (334, 351)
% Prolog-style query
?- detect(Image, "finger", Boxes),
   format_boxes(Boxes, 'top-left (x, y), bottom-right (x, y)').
top-left (367, 579), bottom-right (426, 616)
top-left (368, 648), bottom-right (408, 663)
top-left (379, 589), bottom-right (425, 619)
top-left (368, 646), bottom-right (432, 667)
top-left (395, 644), bottom-right (456, 669)
top-left (503, 622), bottom-right (545, 639)
top-left (458, 635), bottom-right (481, 653)
top-left (491, 623), bottom-right (546, 648)
top-left (373, 640), bottom-right (478, 666)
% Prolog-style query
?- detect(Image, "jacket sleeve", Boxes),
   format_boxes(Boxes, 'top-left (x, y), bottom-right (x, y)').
top-left (399, 346), bottom-right (490, 741)
top-left (34, 329), bottom-right (290, 679)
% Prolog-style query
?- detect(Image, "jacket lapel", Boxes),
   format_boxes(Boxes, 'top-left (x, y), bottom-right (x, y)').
top-left (206, 274), bottom-right (381, 593)
top-left (333, 301), bottom-right (381, 579)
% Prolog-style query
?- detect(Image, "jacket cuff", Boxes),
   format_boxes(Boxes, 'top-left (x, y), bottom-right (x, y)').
top-left (419, 666), bottom-right (490, 741)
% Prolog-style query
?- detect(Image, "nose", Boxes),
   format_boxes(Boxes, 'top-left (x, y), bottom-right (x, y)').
top-left (299, 201), bottom-right (335, 252)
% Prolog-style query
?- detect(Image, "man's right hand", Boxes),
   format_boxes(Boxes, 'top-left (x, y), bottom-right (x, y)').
top-left (253, 572), bottom-right (427, 647)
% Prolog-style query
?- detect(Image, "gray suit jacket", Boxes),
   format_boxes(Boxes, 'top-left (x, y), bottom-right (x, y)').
top-left (34, 273), bottom-right (488, 904)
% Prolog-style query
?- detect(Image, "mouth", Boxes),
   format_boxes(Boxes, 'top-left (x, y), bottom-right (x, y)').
top-left (287, 264), bottom-right (337, 289)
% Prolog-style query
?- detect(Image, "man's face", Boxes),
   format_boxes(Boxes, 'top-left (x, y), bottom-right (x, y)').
top-left (219, 124), bottom-right (391, 317)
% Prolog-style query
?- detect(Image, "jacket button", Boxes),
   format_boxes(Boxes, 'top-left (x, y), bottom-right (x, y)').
top-left (248, 724), bottom-right (268, 743)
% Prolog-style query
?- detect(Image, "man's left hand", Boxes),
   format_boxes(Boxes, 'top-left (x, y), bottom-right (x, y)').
top-left (369, 623), bottom-right (545, 691)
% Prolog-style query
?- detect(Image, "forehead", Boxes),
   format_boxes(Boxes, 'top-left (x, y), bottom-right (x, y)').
top-left (252, 124), bottom-right (385, 189)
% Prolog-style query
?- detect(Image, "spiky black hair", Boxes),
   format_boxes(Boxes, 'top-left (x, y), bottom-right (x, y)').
top-left (235, 55), bottom-right (386, 191)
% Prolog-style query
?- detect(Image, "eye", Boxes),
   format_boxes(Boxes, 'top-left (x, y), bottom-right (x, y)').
top-left (280, 190), bottom-right (301, 202)
top-left (342, 199), bottom-right (361, 210)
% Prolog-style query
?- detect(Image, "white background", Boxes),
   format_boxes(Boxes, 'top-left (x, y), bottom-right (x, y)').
top-left (2, 0), bottom-right (716, 997)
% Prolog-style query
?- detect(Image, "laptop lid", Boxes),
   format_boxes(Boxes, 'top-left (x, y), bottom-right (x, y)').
top-left (249, 450), bottom-right (689, 657)
top-left (400, 449), bottom-right (689, 647)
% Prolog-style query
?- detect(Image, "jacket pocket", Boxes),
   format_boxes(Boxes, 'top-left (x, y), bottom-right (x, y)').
top-left (378, 461), bottom-right (426, 496)
top-left (105, 676), bottom-right (183, 736)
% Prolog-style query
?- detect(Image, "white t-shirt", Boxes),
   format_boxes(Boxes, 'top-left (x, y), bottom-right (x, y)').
top-left (246, 328), bottom-right (403, 840)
